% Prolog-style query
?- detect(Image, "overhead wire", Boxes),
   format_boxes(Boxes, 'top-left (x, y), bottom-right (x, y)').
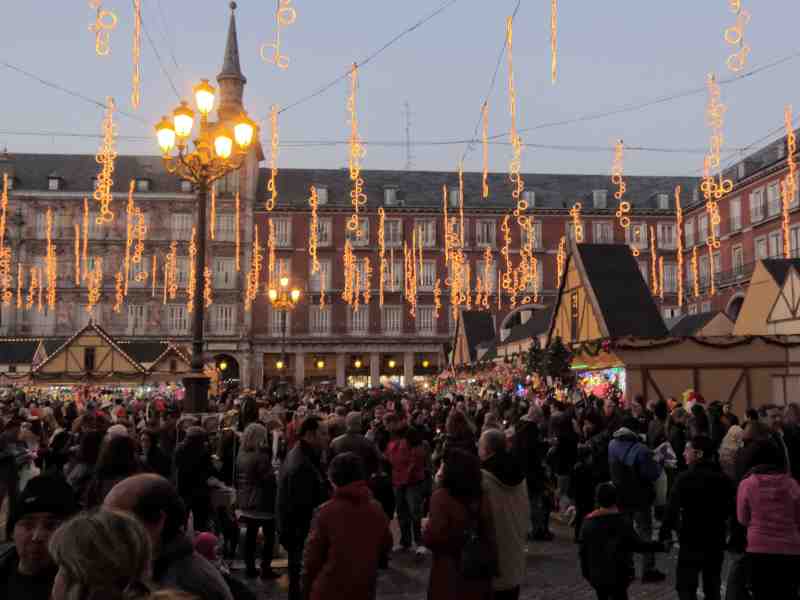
top-left (132, 0), bottom-right (182, 101)
top-left (154, 0), bottom-right (181, 72)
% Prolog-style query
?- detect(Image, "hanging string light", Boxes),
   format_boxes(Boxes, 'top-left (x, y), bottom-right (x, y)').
top-left (36, 266), bottom-right (43, 313)
top-left (725, 3), bottom-right (751, 73)
top-left (465, 263), bottom-right (473, 311)
top-left (86, 258), bottom-right (102, 315)
top-left (377, 207), bottom-right (386, 306)
top-left (82, 197), bottom-right (89, 279)
top-left (501, 215), bottom-right (512, 294)
top-left (124, 182), bottom-right (134, 295)
top-left (783, 105), bottom-right (797, 258)
top-left (0, 247), bottom-right (10, 308)
top-left (659, 257), bottom-right (665, 301)
top-left (233, 192), bottom-right (242, 273)
top-left (709, 245), bottom-right (717, 296)
top-left (482, 247), bottom-right (493, 309)
top-left (443, 186), bottom-right (450, 266)
top-left (0, 175), bottom-right (7, 251)
top-left (692, 247), bottom-right (700, 298)
top-left (245, 225), bottom-right (261, 311)
top-left (556, 236), bottom-right (566, 288)
top-left (162, 261), bottom-right (168, 305)
top-left (266, 105), bottom-right (279, 211)
top-left (702, 74), bottom-right (729, 250)
top-left (167, 241), bottom-right (178, 300)
top-left (267, 220), bottom-right (276, 291)
top-left (458, 162), bottom-right (466, 246)
top-left (94, 97), bottom-right (117, 224)
top-left (532, 256), bottom-right (540, 303)
top-left (309, 186), bottom-right (319, 274)
top-left (569, 202), bottom-right (584, 242)
top-left (16, 263), bottom-right (22, 310)
top-left (204, 267), bottom-right (213, 308)
top-left (362, 257), bottom-right (372, 306)
top-left (26, 265), bottom-right (37, 311)
top-left (342, 239), bottom-right (355, 307)
top-left (506, 16), bottom-right (526, 227)
top-left (45, 208), bottom-right (57, 309)
top-left (650, 225), bottom-right (658, 296)
top-left (482, 102), bottom-right (490, 199)
top-left (151, 254), bottom-right (157, 297)
top-left (113, 271), bottom-right (124, 313)
top-left (133, 208), bottom-right (147, 281)
top-left (210, 186), bottom-right (216, 240)
top-left (551, 0), bottom-right (558, 83)
top-left (187, 227), bottom-right (197, 313)
top-left (88, 0), bottom-right (117, 56)
top-left (131, 0), bottom-right (142, 107)
top-left (434, 278), bottom-right (442, 317)
top-left (346, 63), bottom-right (367, 236)
top-left (74, 224), bottom-right (81, 286)
top-left (675, 186), bottom-right (685, 307)
top-left (261, 0), bottom-right (296, 69)
top-left (612, 139), bottom-right (631, 232)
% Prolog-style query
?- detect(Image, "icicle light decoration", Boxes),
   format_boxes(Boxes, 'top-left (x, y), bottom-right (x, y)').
top-left (569, 202), bottom-right (584, 242)
top-left (377, 207), bottom-right (386, 306)
top-left (482, 247), bottom-right (493, 307)
top-left (342, 239), bottom-right (355, 307)
top-left (692, 247), bottom-right (699, 297)
top-left (133, 208), bottom-right (147, 280)
top-left (244, 225), bottom-right (261, 311)
top-left (124, 182), bottom-right (134, 295)
top-left (362, 257), bottom-right (372, 306)
top-left (267, 220), bottom-right (276, 291)
top-left (74, 224), bottom-right (81, 285)
top-left (506, 16), bottom-right (526, 227)
top-left (725, 2), bottom-right (751, 73)
top-left (131, 0), bottom-right (142, 107)
top-left (27, 266), bottom-right (37, 311)
top-left (204, 267), bottom-right (213, 308)
top-left (675, 186), bottom-right (685, 306)
top-left (346, 64), bottom-right (367, 236)
top-left (187, 227), bottom-right (197, 313)
top-left (0, 247), bottom-right (10, 308)
top-left (151, 254), bottom-right (157, 297)
top-left (94, 97), bottom-right (117, 224)
top-left (434, 278), bottom-right (442, 317)
top-left (702, 74), bottom-right (728, 250)
top-left (550, 0), bottom-right (558, 83)
top-left (16, 263), bottom-right (22, 309)
top-left (709, 245), bottom-right (717, 296)
top-left (86, 258), bottom-right (102, 314)
top-left (234, 192), bottom-right (241, 271)
top-left (612, 139), bottom-right (631, 235)
top-left (650, 225), bottom-right (658, 296)
top-left (266, 105), bottom-right (279, 211)
top-left (0, 175), bottom-right (7, 251)
top-left (210, 186), bottom-right (216, 240)
top-left (82, 197), bottom-right (89, 279)
top-left (36, 266), bottom-right (43, 312)
top-left (532, 256), bottom-right (540, 303)
top-left (45, 209), bottom-right (57, 309)
top-left (309, 186), bottom-right (320, 274)
top-left (556, 236), bottom-right (566, 289)
top-left (261, 0), bottom-right (296, 69)
top-left (89, 1), bottom-right (117, 56)
top-left (659, 257), bottom-right (665, 301)
top-left (783, 105), bottom-right (797, 258)
top-left (501, 215), bottom-right (512, 293)
top-left (482, 102), bottom-right (490, 199)
top-left (458, 162), bottom-right (466, 246)
top-left (167, 241), bottom-right (178, 300)
top-left (113, 271), bottom-right (124, 313)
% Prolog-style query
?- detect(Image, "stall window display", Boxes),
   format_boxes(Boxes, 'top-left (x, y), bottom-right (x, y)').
top-left (576, 367), bottom-right (626, 400)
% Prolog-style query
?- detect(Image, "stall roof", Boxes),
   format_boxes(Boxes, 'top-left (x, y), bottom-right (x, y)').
top-left (501, 306), bottom-right (554, 346)
top-left (762, 259), bottom-right (800, 287)
top-left (668, 312), bottom-right (728, 337)
top-left (461, 311), bottom-right (496, 362)
top-left (0, 339), bottom-right (40, 364)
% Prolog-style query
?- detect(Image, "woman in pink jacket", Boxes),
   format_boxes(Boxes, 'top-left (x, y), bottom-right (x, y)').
top-left (737, 440), bottom-right (800, 599)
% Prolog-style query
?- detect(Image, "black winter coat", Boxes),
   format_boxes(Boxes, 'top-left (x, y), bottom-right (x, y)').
top-left (277, 440), bottom-right (328, 549)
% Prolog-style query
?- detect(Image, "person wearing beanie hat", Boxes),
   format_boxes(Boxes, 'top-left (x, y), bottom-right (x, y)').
top-left (0, 474), bottom-right (78, 600)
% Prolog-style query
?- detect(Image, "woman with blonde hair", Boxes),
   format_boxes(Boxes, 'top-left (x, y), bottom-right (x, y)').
top-left (48, 509), bottom-right (153, 600)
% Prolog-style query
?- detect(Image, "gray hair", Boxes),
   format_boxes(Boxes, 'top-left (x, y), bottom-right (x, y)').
top-left (345, 411), bottom-right (362, 434)
top-left (480, 428), bottom-right (507, 457)
top-left (241, 422), bottom-right (268, 452)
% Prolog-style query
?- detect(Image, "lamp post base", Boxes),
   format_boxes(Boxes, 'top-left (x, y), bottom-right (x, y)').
top-left (182, 372), bottom-right (210, 414)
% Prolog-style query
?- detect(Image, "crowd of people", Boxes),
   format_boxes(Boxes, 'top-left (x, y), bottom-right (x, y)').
top-left (0, 380), bottom-right (799, 600)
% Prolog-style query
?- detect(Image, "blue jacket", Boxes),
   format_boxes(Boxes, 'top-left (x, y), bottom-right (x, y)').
top-left (608, 428), bottom-right (662, 510)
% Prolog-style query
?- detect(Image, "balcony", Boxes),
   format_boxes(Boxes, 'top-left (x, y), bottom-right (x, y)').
top-left (689, 261), bottom-right (756, 295)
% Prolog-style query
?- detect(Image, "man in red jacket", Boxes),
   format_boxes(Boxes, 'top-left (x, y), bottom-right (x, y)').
top-left (302, 452), bottom-right (392, 600)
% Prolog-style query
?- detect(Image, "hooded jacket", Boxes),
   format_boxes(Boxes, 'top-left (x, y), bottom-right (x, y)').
top-left (608, 428), bottom-right (661, 510)
top-left (481, 451), bottom-right (530, 592)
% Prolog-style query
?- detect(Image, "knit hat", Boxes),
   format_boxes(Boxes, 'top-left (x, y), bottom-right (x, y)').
top-left (11, 474), bottom-right (78, 528)
top-left (193, 532), bottom-right (218, 563)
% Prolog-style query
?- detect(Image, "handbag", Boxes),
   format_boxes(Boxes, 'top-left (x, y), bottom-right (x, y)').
top-left (458, 501), bottom-right (497, 580)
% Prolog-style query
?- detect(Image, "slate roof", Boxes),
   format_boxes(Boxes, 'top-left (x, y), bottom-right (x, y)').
top-left (460, 311), bottom-right (497, 362)
top-left (116, 341), bottom-right (171, 364)
top-left (668, 311), bottom-right (723, 337)
top-left (576, 244), bottom-right (668, 339)
top-left (760, 259), bottom-right (800, 287)
top-left (258, 168), bottom-right (700, 212)
top-left (43, 338), bottom-right (67, 357)
top-left (0, 340), bottom-right (39, 364)
top-left (501, 306), bottom-right (554, 345)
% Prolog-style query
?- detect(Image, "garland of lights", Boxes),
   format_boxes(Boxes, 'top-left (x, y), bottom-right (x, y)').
top-left (261, 0), bottom-right (296, 69)
top-left (346, 63), bottom-right (367, 236)
top-left (551, 0), bottom-right (558, 83)
top-left (475, 275), bottom-right (484, 310)
top-left (74, 224), bottom-right (81, 286)
top-left (82, 197), bottom-right (89, 279)
top-left (210, 186), bottom-right (216, 240)
top-left (0, 175), bottom-right (7, 253)
top-left (89, 1), bottom-right (117, 56)
top-left (266, 105), bottom-right (279, 211)
top-left (570, 202), bottom-right (583, 242)
top-left (267, 219), bottom-right (275, 291)
top-left (162, 260), bottom-right (168, 304)
top-left (612, 139), bottom-right (635, 257)
top-left (378, 207), bottom-right (385, 306)
top-left (483, 246), bottom-right (493, 309)
top-left (131, 0), bottom-right (142, 107)
top-left (113, 271), bottom-right (124, 313)
top-left (16, 263), bottom-right (22, 310)
top-left (342, 239), bottom-right (355, 307)
top-left (458, 162), bottom-right (466, 246)
top-left (151, 254), bottom-right (157, 297)
top-left (556, 236), bottom-right (566, 289)
top-left (204, 267), bottom-right (213, 308)
top-left (532, 256), bottom-right (539, 303)
top-left (434, 278), bottom-right (442, 317)
top-left (235, 191), bottom-right (241, 272)
top-left (482, 102), bottom-right (490, 199)
top-left (86, 258), bottom-right (102, 315)
top-left (724, 3), bottom-right (751, 73)
top-left (124, 182), bottom-right (134, 295)
top-left (362, 257), bottom-right (372, 306)
top-left (659, 256), bottom-right (665, 301)
top-left (650, 225), bottom-right (658, 296)
top-left (709, 244), bottom-right (717, 296)
top-left (45, 208), bottom-right (56, 309)
top-left (443, 186), bottom-right (451, 266)
top-left (133, 207), bottom-right (146, 279)
top-left (167, 241), bottom-right (178, 300)
top-left (692, 246), bottom-right (699, 298)
top-left (37, 266), bottom-right (43, 313)
top-left (501, 215), bottom-right (512, 293)
top-left (245, 225), bottom-right (261, 311)
top-left (506, 16), bottom-right (527, 228)
top-left (94, 97), bottom-right (117, 225)
top-left (187, 227), bottom-right (197, 313)
top-left (465, 262), bottom-right (472, 310)
top-left (0, 175), bottom-right (10, 306)
top-left (783, 105), bottom-right (797, 258)
top-left (309, 186), bottom-right (319, 274)
top-left (675, 186), bottom-right (685, 306)
top-left (26, 265), bottom-right (37, 311)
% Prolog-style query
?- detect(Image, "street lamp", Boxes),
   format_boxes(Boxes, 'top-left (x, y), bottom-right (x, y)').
top-left (155, 78), bottom-right (257, 412)
top-left (267, 275), bottom-right (301, 380)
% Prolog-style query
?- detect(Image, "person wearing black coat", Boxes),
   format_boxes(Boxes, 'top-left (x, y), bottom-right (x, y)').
top-left (174, 427), bottom-right (219, 531)
top-left (139, 430), bottom-right (172, 480)
top-left (579, 482), bottom-right (664, 600)
top-left (277, 416), bottom-right (329, 600)
top-left (512, 409), bottom-right (553, 541)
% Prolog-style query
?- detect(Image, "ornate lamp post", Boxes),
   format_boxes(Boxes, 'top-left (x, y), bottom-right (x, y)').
top-left (267, 275), bottom-right (300, 379)
top-left (155, 79), bottom-right (257, 412)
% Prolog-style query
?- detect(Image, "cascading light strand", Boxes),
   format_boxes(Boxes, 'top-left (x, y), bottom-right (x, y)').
top-left (74, 224), bottom-right (81, 285)
top-left (93, 97), bottom-right (117, 225)
top-left (783, 105), bottom-right (797, 258)
top-left (692, 247), bottom-right (699, 297)
top-left (362, 257), bottom-right (372, 306)
top-left (88, 0), bottom-right (117, 56)
top-left (131, 0), bottom-right (142, 107)
top-left (187, 227), bottom-right (197, 313)
top-left (725, 2), bottom-right (751, 73)
top-left (550, 0), bottom-right (558, 83)
top-left (556, 236), bottom-right (566, 289)
top-left (82, 197), bottom-right (89, 279)
top-left (235, 191), bottom-right (241, 271)
top-left (124, 181), bottom-right (134, 295)
top-left (36, 267), bottom-right (43, 313)
top-left (501, 215), bottom-right (512, 293)
top-left (458, 162), bottom-right (465, 246)
top-left (167, 241), bottom-right (178, 300)
top-left (133, 207), bottom-right (147, 281)
top-left (113, 271), bottom-right (124, 312)
top-left (659, 257), bottom-right (665, 301)
top-left (16, 263), bottom-right (22, 310)
top-left (45, 208), bottom-right (57, 309)
top-left (267, 220), bottom-right (275, 291)
top-left (86, 258), bottom-right (102, 315)
top-left (346, 63), bottom-right (367, 236)
top-left (309, 186), bottom-right (319, 274)
top-left (709, 244), bottom-right (717, 296)
top-left (482, 102), bottom-right (490, 199)
top-left (506, 16), bottom-right (526, 228)
top-left (569, 202), bottom-right (584, 242)
top-left (26, 265), bottom-right (37, 311)
top-left (260, 0), bottom-right (296, 69)
top-left (266, 105), bottom-right (279, 211)
top-left (650, 225), bottom-right (658, 296)
top-left (204, 267), bottom-right (213, 308)
top-left (434, 278), bottom-right (442, 317)
top-left (151, 254), bottom-right (157, 297)
top-left (675, 186), bottom-right (685, 306)
top-left (0, 174), bottom-right (7, 251)
top-left (612, 139), bottom-right (632, 250)
top-left (377, 207), bottom-right (385, 306)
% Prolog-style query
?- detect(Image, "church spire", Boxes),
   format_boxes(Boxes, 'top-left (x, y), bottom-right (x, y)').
top-left (217, 1), bottom-right (246, 121)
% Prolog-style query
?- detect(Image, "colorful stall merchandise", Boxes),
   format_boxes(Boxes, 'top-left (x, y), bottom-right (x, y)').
top-left (576, 367), bottom-right (626, 400)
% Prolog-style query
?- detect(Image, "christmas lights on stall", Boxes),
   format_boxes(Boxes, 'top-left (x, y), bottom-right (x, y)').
top-left (131, 0), bottom-right (142, 107)
top-left (346, 63), bottom-right (367, 237)
top-left (261, 0), bottom-right (296, 70)
top-left (783, 105), bottom-right (797, 258)
top-left (94, 97), bottom-right (117, 225)
top-left (88, 0), bottom-right (117, 57)
top-left (675, 186), bottom-right (685, 307)
top-left (266, 105), bottom-right (279, 211)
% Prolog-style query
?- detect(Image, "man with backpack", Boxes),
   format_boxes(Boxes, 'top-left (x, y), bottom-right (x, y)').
top-left (608, 422), bottom-right (665, 583)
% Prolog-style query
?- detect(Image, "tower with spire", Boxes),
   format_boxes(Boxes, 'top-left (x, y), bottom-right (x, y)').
top-left (217, 1), bottom-right (247, 123)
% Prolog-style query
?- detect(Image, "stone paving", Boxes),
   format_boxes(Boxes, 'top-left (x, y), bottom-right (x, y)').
top-left (232, 521), bottom-right (722, 599)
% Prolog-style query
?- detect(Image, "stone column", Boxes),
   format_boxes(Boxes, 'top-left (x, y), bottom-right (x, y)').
top-left (252, 351), bottom-right (265, 389)
top-left (336, 353), bottom-right (347, 387)
top-left (403, 351), bottom-right (415, 387)
top-left (294, 352), bottom-right (305, 386)
top-left (370, 352), bottom-right (381, 387)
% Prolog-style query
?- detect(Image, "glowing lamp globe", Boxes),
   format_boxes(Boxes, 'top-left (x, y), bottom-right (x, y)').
top-left (268, 289), bottom-right (278, 302)
top-left (214, 128), bottom-right (233, 160)
top-left (354, 359), bottom-right (362, 369)
top-left (155, 116), bottom-right (176, 155)
top-left (280, 276), bottom-right (289, 288)
top-left (234, 114), bottom-right (256, 149)
top-left (276, 359), bottom-right (284, 370)
top-left (193, 79), bottom-right (216, 117)
top-left (172, 101), bottom-right (195, 139)
top-left (388, 359), bottom-right (396, 369)
top-left (316, 359), bottom-right (325, 370)
top-left (290, 289), bottom-right (300, 303)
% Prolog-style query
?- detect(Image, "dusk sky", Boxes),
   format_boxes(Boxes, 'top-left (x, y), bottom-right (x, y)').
top-left (2, 1), bottom-right (799, 176)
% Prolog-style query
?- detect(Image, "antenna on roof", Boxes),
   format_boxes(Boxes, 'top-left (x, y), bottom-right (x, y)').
top-left (403, 101), bottom-right (414, 171)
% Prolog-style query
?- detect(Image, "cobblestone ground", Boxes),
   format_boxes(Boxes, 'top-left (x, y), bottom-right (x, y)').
top-left (232, 520), bottom-right (728, 600)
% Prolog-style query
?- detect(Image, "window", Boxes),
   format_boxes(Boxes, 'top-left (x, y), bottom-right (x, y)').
top-left (627, 222), bottom-right (648, 249)
top-left (657, 193), bottom-right (670, 210)
top-left (388, 260), bottom-right (403, 292)
top-left (168, 305), bottom-right (189, 334)
top-left (698, 214), bottom-right (709, 243)
top-left (713, 251), bottom-right (721, 275)
top-left (767, 182), bottom-right (781, 217)
top-left (420, 260), bottom-right (437, 290)
top-left (84, 347), bottom-right (95, 372)
top-left (664, 263), bottom-right (677, 293)
top-left (738, 163), bottom-right (746, 180)
top-left (593, 190), bottom-right (607, 209)
top-left (48, 177), bottom-right (60, 191)
top-left (212, 305), bottom-right (236, 335)
top-left (791, 226), bottom-right (800, 258)
top-left (449, 219), bottom-right (463, 246)
top-left (416, 219), bottom-right (436, 248)
top-left (657, 223), bottom-right (676, 249)
top-left (663, 307), bottom-right (681, 320)
top-left (565, 221), bottom-right (582, 242)
top-left (383, 187), bottom-right (399, 205)
top-left (309, 306), bottom-right (330, 335)
top-left (309, 259), bottom-right (331, 292)
top-left (270, 310), bottom-right (289, 336)
top-left (732, 245), bottom-right (744, 274)
top-left (86, 211), bottom-right (102, 239)
top-left (383, 306), bottom-right (402, 334)
top-left (769, 230), bottom-right (782, 258)
top-left (699, 255), bottom-right (710, 286)
top-left (213, 258), bottom-right (235, 289)
top-left (750, 188), bottom-right (765, 222)
top-left (34, 211), bottom-right (47, 238)
top-left (129, 259), bottom-right (147, 285)
top-left (316, 186), bottom-right (328, 205)
top-left (127, 304), bottom-right (147, 335)
top-left (273, 218), bottom-right (292, 248)
top-left (688, 303), bottom-right (698, 315)
top-left (521, 222), bottom-right (542, 249)
top-left (215, 170), bottom-right (239, 195)
top-left (475, 220), bottom-right (496, 247)
top-left (345, 218), bottom-right (369, 247)
top-left (181, 180), bottom-right (193, 193)
top-left (349, 307), bottom-right (369, 335)
top-left (593, 221), bottom-right (614, 244)
top-left (730, 197), bottom-right (742, 232)
top-left (276, 257), bottom-right (291, 279)
top-left (522, 190), bottom-right (535, 207)
top-left (176, 257), bottom-right (190, 287)
top-left (315, 218), bottom-right (332, 247)
top-left (417, 306), bottom-right (436, 334)
top-left (135, 178), bottom-right (150, 193)
top-left (172, 214), bottom-right (193, 241)
top-left (448, 187), bottom-right (460, 208)
top-left (385, 219), bottom-right (403, 247)
top-left (701, 301), bottom-right (712, 313)
top-left (217, 214), bottom-right (235, 242)
top-left (755, 236), bottom-right (768, 260)
top-left (685, 217), bottom-right (695, 248)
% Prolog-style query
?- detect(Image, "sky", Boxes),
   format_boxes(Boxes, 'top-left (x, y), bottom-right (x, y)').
top-left (1, 1), bottom-right (799, 177)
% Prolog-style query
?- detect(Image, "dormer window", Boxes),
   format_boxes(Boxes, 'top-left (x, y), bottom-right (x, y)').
top-left (737, 162), bottom-right (746, 180)
top-left (180, 180), bottom-right (193, 193)
top-left (657, 193), bottom-right (669, 210)
top-left (522, 190), bottom-right (535, 207)
top-left (316, 186), bottom-right (328, 205)
top-left (384, 187), bottom-right (399, 206)
top-left (48, 177), bottom-right (61, 191)
top-left (449, 186), bottom-right (460, 208)
top-left (135, 178), bottom-right (150, 192)
top-left (592, 190), bottom-right (607, 209)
